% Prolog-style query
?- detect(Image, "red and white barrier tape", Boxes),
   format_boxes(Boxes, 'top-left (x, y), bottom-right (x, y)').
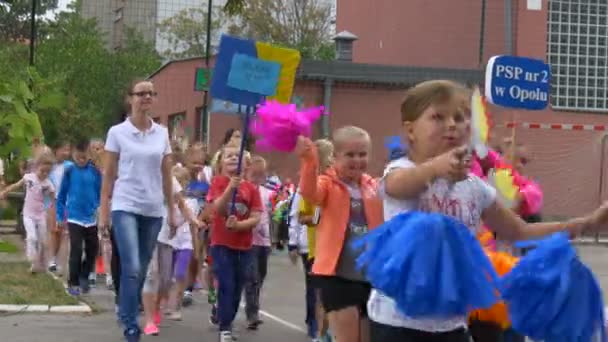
top-left (497, 122), bottom-right (608, 131)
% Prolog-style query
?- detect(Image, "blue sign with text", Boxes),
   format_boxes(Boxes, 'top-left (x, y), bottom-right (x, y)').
top-left (485, 55), bottom-right (551, 110)
top-left (227, 53), bottom-right (281, 96)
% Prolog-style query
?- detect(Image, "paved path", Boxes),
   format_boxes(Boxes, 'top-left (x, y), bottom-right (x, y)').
top-left (2, 244), bottom-right (608, 341)
top-left (0, 252), bottom-right (312, 342)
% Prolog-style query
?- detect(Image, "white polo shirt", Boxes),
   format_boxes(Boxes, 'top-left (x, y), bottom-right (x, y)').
top-left (105, 118), bottom-right (171, 218)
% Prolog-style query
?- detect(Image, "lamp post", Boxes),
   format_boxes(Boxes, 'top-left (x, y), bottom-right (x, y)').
top-left (29, 0), bottom-right (37, 66)
top-left (200, 0), bottom-right (213, 145)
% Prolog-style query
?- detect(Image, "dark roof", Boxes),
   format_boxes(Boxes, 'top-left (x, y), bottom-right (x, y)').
top-left (148, 56), bottom-right (214, 79)
top-left (298, 60), bottom-right (483, 86)
top-left (148, 56), bottom-right (483, 86)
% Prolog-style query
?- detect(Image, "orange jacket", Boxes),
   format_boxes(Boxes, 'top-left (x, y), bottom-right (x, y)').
top-left (298, 144), bottom-right (383, 276)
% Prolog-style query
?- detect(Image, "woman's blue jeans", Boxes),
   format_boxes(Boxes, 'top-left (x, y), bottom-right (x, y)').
top-left (112, 211), bottom-right (162, 336)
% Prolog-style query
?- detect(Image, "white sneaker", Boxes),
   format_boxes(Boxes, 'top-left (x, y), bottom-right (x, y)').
top-left (167, 311), bottom-right (183, 321)
top-left (219, 331), bottom-right (233, 342)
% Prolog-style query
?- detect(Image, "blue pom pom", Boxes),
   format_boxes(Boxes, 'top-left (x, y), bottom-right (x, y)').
top-left (499, 233), bottom-right (606, 341)
top-left (352, 211), bottom-right (499, 318)
top-left (384, 136), bottom-right (407, 161)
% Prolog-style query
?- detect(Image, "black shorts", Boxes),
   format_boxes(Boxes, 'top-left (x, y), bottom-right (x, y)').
top-left (316, 276), bottom-right (371, 316)
top-left (370, 320), bottom-right (471, 342)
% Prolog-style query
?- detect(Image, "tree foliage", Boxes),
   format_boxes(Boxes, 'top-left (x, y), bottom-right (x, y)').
top-left (0, 0), bottom-right (58, 41)
top-left (0, 0), bottom-right (162, 152)
top-left (158, 6), bottom-right (226, 60)
top-left (0, 68), bottom-right (63, 158)
top-left (229, 0), bottom-right (335, 60)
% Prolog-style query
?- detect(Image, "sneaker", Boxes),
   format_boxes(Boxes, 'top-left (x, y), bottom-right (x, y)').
top-left (182, 291), bottom-right (193, 307)
top-left (143, 323), bottom-right (159, 336)
top-left (88, 274), bottom-right (96, 288)
top-left (209, 305), bottom-right (219, 325)
top-left (80, 277), bottom-right (90, 294)
top-left (106, 276), bottom-right (114, 289)
top-left (167, 311), bottom-right (182, 321)
top-left (219, 331), bottom-right (233, 342)
top-left (207, 288), bottom-right (217, 304)
top-left (67, 287), bottom-right (80, 297)
top-left (124, 328), bottom-right (140, 342)
top-left (48, 263), bottom-right (57, 273)
top-left (154, 311), bottom-right (162, 326)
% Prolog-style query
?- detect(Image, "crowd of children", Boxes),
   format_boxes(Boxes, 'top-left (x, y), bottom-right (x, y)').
top-left (4, 77), bottom-right (608, 342)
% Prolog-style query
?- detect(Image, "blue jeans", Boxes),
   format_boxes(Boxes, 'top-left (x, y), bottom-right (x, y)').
top-left (211, 245), bottom-right (252, 332)
top-left (301, 253), bottom-right (317, 337)
top-left (112, 211), bottom-right (162, 336)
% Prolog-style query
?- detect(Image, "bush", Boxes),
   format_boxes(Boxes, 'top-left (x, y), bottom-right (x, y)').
top-left (1, 201), bottom-right (18, 220)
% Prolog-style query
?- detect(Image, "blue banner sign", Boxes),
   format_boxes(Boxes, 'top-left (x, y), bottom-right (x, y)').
top-left (227, 53), bottom-right (281, 96)
top-left (485, 55), bottom-right (550, 110)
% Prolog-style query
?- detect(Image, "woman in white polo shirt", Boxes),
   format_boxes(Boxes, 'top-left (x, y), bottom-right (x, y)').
top-left (99, 79), bottom-right (176, 342)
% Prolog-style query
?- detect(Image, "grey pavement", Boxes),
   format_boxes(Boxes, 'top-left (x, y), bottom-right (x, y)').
top-left (2, 244), bottom-right (608, 341)
top-left (0, 251), bottom-right (312, 342)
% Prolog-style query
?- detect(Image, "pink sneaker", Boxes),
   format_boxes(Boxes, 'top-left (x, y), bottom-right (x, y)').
top-left (154, 311), bottom-right (162, 326)
top-left (143, 323), bottom-right (159, 336)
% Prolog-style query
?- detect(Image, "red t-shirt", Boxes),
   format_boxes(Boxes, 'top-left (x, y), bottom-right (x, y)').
top-left (207, 175), bottom-right (263, 250)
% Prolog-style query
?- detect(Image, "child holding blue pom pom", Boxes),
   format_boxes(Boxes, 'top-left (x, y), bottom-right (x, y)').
top-left (295, 126), bottom-right (383, 342)
top-left (367, 80), bottom-right (607, 342)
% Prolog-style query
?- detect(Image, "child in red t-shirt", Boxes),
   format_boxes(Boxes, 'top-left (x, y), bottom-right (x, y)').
top-left (207, 143), bottom-right (262, 341)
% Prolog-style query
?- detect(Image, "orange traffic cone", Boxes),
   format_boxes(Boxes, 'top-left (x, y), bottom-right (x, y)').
top-left (96, 255), bottom-right (104, 275)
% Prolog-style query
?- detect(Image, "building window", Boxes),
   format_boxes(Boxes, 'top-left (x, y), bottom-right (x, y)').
top-left (547, 0), bottom-right (608, 112)
top-left (168, 112), bottom-right (186, 141)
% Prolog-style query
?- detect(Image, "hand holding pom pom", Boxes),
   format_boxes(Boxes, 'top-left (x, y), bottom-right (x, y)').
top-left (250, 100), bottom-right (326, 152)
top-left (295, 136), bottom-right (314, 158)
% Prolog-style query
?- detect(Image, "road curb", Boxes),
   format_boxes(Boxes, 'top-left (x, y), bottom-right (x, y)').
top-left (0, 304), bottom-right (92, 314)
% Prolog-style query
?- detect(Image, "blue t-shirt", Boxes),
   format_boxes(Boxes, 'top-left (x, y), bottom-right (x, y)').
top-left (185, 180), bottom-right (210, 208)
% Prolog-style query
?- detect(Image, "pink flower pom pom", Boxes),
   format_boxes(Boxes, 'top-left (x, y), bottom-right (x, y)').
top-left (250, 100), bottom-right (326, 152)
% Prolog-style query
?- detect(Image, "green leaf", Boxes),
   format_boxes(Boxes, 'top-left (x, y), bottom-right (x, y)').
top-left (37, 91), bottom-right (66, 110)
top-left (0, 95), bottom-right (12, 103)
top-left (17, 81), bottom-right (33, 100)
top-left (8, 119), bottom-right (24, 138)
top-left (13, 100), bottom-right (28, 117)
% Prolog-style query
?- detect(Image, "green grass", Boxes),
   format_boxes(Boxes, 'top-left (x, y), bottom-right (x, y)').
top-left (0, 240), bottom-right (18, 254)
top-left (0, 262), bottom-right (79, 305)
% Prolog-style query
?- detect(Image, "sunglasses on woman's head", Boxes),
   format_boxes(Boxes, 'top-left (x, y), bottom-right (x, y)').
top-left (130, 91), bottom-right (158, 97)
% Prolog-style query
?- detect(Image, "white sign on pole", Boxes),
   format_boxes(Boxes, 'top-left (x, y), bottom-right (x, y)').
top-left (527, 0), bottom-right (542, 11)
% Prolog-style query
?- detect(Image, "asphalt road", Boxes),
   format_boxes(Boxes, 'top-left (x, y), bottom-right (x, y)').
top-left (2, 244), bottom-right (608, 342)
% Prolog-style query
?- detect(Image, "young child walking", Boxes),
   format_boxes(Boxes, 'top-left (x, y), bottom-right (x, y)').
top-left (166, 166), bottom-right (201, 321)
top-left (56, 140), bottom-right (102, 296)
top-left (142, 166), bottom-right (201, 336)
top-left (296, 127), bottom-right (384, 342)
top-left (244, 155), bottom-right (273, 330)
top-left (1, 152), bottom-right (56, 273)
top-left (207, 142), bottom-right (262, 342)
top-left (367, 79), bottom-right (603, 342)
top-left (47, 140), bottom-right (71, 274)
top-left (299, 139), bottom-right (334, 342)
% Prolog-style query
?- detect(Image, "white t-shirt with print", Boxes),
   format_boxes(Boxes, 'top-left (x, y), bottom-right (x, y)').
top-left (105, 118), bottom-right (171, 217)
top-left (157, 177), bottom-right (183, 245)
top-left (170, 197), bottom-right (200, 250)
top-left (367, 157), bottom-right (497, 332)
top-left (22, 173), bottom-right (55, 220)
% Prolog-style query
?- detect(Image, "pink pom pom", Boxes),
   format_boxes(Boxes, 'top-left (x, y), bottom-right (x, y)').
top-left (250, 100), bottom-right (326, 152)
